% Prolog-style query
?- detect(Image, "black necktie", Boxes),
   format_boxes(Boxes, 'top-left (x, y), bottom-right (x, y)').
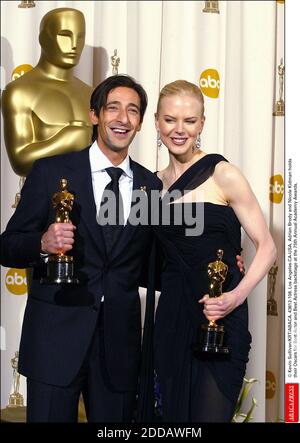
top-left (99, 167), bottom-right (124, 253)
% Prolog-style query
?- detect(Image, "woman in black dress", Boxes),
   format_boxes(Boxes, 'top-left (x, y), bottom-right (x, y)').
top-left (151, 80), bottom-right (276, 422)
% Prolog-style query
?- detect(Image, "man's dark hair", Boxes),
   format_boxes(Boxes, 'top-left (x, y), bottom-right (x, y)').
top-left (90, 74), bottom-right (148, 142)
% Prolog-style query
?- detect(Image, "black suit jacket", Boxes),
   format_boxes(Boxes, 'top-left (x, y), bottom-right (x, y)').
top-left (0, 147), bottom-right (161, 391)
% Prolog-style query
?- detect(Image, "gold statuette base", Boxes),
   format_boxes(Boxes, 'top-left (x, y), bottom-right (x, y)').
top-left (18, 1), bottom-right (36, 8)
top-left (1, 406), bottom-right (26, 423)
top-left (202, 7), bottom-right (219, 13)
top-left (267, 299), bottom-right (278, 316)
top-left (195, 323), bottom-right (229, 354)
top-left (273, 100), bottom-right (285, 116)
top-left (0, 405), bottom-right (87, 423)
top-left (41, 255), bottom-right (79, 284)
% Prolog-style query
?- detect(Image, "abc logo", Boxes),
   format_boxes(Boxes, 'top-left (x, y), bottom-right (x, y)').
top-left (199, 69), bottom-right (220, 98)
top-left (266, 370), bottom-right (276, 399)
top-left (5, 268), bottom-right (27, 295)
top-left (269, 174), bottom-right (284, 204)
top-left (11, 64), bottom-right (33, 81)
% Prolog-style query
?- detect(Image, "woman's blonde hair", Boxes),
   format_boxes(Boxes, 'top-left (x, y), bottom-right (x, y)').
top-left (156, 80), bottom-right (205, 116)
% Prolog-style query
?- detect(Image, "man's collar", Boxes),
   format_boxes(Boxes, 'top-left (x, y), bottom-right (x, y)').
top-left (89, 141), bottom-right (133, 178)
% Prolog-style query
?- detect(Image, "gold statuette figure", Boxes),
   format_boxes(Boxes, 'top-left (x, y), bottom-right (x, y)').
top-left (196, 249), bottom-right (229, 353)
top-left (2, 8), bottom-right (92, 177)
top-left (273, 58), bottom-right (285, 116)
top-left (207, 249), bottom-right (228, 298)
top-left (111, 49), bottom-right (120, 75)
top-left (0, 352), bottom-right (26, 422)
top-left (52, 178), bottom-right (74, 223)
top-left (41, 179), bottom-right (79, 284)
top-left (267, 263), bottom-right (278, 316)
top-left (8, 351), bottom-right (24, 407)
top-left (11, 176), bottom-right (26, 208)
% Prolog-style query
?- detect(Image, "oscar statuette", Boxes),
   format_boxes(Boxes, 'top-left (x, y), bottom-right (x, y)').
top-left (111, 49), bottom-right (120, 75)
top-left (0, 352), bottom-right (26, 422)
top-left (267, 263), bottom-right (278, 316)
top-left (41, 178), bottom-right (79, 284)
top-left (8, 351), bottom-right (24, 407)
top-left (273, 58), bottom-right (285, 116)
top-left (197, 249), bottom-right (229, 353)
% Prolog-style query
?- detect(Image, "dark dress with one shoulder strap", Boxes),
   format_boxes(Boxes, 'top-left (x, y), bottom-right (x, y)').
top-left (153, 154), bottom-right (252, 422)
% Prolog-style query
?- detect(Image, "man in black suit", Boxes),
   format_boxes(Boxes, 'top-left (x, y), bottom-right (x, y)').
top-left (0, 75), bottom-right (161, 422)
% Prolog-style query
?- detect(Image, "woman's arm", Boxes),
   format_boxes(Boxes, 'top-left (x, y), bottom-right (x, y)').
top-left (199, 161), bottom-right (277, 321)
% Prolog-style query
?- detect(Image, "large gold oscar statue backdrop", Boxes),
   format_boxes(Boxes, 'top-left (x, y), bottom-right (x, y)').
top-left (1, 7), bottom-right (92, 178)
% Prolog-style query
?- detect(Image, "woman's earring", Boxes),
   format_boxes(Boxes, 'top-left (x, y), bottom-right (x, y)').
top-left (195, 133), bottom-right (201, 149)
top-left (157, 131), bottom-right (162, 149)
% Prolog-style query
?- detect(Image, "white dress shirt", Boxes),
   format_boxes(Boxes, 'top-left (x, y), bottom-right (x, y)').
top-left (89, 141), bottom-right (133, 224)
